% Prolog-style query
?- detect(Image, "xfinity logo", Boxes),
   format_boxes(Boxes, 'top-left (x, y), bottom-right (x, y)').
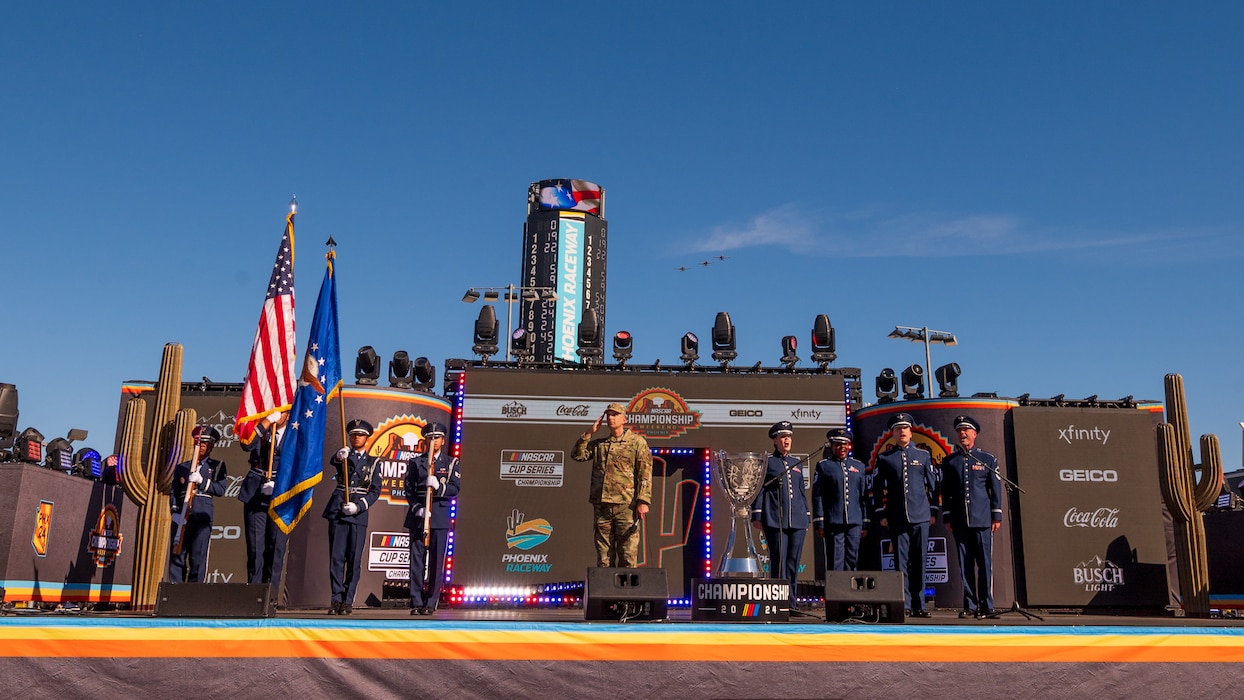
top-left (729, 409), bottom-right (763, 417)
top-left (1059, 469), bottom-right (1118, 483)
top-left (790, 409), bottom-right (821, 420)
top-left (1063, 507), bottom-right (1120, 528)
top-left (1058, 425), bottom-right (1111, 445)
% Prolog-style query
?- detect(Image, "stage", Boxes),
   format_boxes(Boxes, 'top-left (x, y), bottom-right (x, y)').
top-left (3, 606), bottom-right (1243, 698)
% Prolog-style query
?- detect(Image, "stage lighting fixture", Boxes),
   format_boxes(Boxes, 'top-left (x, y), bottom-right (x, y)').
top-left (461, 289), bottom-right (481, 303)
top-left (612, 331), bottom-right (633, 365)
top-left (511, 328), bottom-right (534, 363)
top-left (0, 383), bottom-right (18, 450)
top-left (875, 368), bottom-right (898, 403)
top-left (934, 362), bottom-right (961, 398)
top-left (780, 336), bottom-right (799, 369)
top-left (389, 351), bottom-right (414, 389)
top-left (901, 364), bottom-right (925, 400)
top-left (472, 305), bottom-right (500, 361)
top-left (413, 357), bottom-right (436, 390)
top-left (14, 427), bottom-right (44, 463)
top-left (355, 346), bottom-right (380, 385)
top-left (810, 314), bottom-right (837, 366)
top-left (680, 332), bottom-right (699, 366)
top-left (74, 448), bottom-right (102, 479)
top-left (710, 312), bottom-right (738, 365)
top-left (577, 309), bottom-right (603, 363)
top-left (45, 437), bottom-right (73, 473)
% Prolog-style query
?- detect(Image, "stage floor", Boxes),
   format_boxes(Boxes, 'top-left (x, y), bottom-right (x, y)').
top-left (4, 604), bottom-right (1244, 698)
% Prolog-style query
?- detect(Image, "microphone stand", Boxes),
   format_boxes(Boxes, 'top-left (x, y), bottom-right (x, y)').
top-left (971, 451), bottom-right (1042, 622)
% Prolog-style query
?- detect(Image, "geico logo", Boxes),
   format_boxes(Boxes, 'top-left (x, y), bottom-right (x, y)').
top-left (728, 410), bottom-right (763, 417)
top-left (211, 525), bottom-right (242, 540)
top-left (1059, 469), bottom-right (1119, 483)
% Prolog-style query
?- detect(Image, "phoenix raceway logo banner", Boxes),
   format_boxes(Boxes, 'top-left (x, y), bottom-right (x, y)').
top-left (503, 509), bottom-right (553, 572)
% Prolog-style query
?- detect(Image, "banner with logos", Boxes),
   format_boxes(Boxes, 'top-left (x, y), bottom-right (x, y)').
top-left (1012, 406), bottom-right (1168, 608)
top-left (453, 367), bottom-right (850, 597)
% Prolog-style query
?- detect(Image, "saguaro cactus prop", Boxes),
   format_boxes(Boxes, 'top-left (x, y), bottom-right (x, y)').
top-left (1156, 373), bottom-right (1223, 617)
top-left (117, 343), bottom-right (196, 610)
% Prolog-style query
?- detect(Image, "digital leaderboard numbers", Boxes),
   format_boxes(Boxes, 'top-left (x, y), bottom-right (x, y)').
top-left (520, 210), bottom-right (608, 364)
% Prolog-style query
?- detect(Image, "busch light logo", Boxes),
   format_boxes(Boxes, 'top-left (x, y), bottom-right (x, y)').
top-left (1072, 555), bottom-right (1125, 592)
top-left (501, 401), bottom-right (528, 418)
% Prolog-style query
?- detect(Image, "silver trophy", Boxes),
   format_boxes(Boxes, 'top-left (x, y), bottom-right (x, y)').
top-left (713, 450), bottom-right (768, 577)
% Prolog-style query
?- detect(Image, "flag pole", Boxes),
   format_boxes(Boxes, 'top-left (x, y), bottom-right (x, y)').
top-left (326, 237), bottom-right (350, 495)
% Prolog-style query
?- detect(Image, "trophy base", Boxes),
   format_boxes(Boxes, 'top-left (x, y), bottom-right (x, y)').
top-left (717, 557), bottom-right (761, 578)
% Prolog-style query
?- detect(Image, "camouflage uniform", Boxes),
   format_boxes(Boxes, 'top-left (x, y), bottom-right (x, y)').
top-left (571, 429), bottom-right (653, 567)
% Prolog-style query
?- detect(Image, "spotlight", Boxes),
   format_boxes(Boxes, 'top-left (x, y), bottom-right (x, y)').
top-left (74, 448), bottom-right (102, 479)
top-left (576, 309), bottom-right (603, 363)
top-left (0, 383), bottom-right (17, 450)
top-left (810, 314), bottom-right (836, 366)
top-left (710, 312), bottom-right (737, 365)
top-left (875, 368), bottom-right (898, 403)
top-left (780, 336), bottom-right (799, 369)
top-left (680, 332), bottom-right (699, 366)
top-left (45, 437), bottom-right (73, 473)
top-left (413, 357), bottom-right (436, 390)
top-left (511, 328), bottom-right (535, 363)
top-left (389, 350), bottom-right (414, 389)
top-left (901, 364), bottom-right (925, 400)
top-left (472, 305), bottom-right (499, 361)
top-left (461, 289), bottom-right (481, 303)
top-left (355, 346), bottom-right (380, 385)
top-left (612, 331), bottom-right (633, 365)
top-left (14, 427), bottom-right (44, 463)
top-left (934, 362), bottom-right (961, 398)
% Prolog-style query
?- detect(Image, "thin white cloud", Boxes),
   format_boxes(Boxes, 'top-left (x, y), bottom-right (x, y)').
top-left (684, 204), bottom-right (1216, 259)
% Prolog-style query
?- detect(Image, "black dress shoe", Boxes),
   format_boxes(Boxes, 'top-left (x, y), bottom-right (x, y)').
top-left (911, 609), bottom-right (931, 618)
top-left (958, 610), bottom-right (974, 619)
top-left (410, 607), bottom-right (421, 615)
top-left (977, 609), bottom-right (994, 619)
top-left (328, 602), bottom-right (341, 615)
top-left (342, 604), bottom-right (353, 615)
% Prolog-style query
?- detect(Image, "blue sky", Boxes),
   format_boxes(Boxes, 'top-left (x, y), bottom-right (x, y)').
top-left (2, 3), bottom-right (1241, 467)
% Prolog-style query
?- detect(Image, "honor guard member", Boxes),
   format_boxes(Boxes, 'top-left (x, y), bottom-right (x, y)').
top-left (812, 428), bottom-right (869, 572)
top-left (751, 421), bottom-right (811, 610)
top-left (238, 410), bottom-right (289, 598)
top-left (404, 422), bottom-right (462, 615)
top-left (571, 403), bottom-right (653, 568)
top-left (940, 415), bottom-right (1002, 618)
top-left (872, 412), bottom-right (939, 617)
top-left (168, 426), bottom-right (228, 583)
top-left (323, 419), bottom-right (382, 615)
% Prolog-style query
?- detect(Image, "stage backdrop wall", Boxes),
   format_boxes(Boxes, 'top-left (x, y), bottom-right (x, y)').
top-left (453, 366), bottom-right (851, 597)
top-left (853, 398), bottom-right (1018, 611)
top-left (1011, 406), bottom-right (1168, 608)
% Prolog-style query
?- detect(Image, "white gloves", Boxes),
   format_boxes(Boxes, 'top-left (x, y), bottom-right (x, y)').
top-left (342, 502), bottom-right (359, 516)
top-left (426, 475), bottom-right (440, 491)
top-left (335, 448), bottom-right (349, 461)
top-left (188, 471), bottom-right (204, 484)
top-left (261, 480), bottom-right (275, 496)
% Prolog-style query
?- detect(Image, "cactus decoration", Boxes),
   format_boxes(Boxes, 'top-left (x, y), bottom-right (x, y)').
top-left (1155, 373), bottom-right (1223, 618)
top-left (117, 343), bottom-right (196, 611)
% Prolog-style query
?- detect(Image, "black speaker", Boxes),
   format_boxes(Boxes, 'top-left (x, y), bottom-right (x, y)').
top-left (584, 567), bottom-right (668, 621)
top-left (156, 582), bottom-right (275, 618)
top-left (824, 571), bottom-right (905, 623)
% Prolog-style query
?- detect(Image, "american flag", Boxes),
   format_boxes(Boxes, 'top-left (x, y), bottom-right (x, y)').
top-left (235, 209), bottom-right (297, 446)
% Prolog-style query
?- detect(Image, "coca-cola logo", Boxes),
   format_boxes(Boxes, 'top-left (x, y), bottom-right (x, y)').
top-left (556, 404), bottom-right (591, 417)
top-left (1063, 507), bottom-right (1120, 528)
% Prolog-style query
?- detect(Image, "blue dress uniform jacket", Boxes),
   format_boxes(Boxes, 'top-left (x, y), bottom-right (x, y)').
top-left (322, 449), bottom-right (382, 523)
top-left (940, 447), bottom-right (1002, 529)
top-left (812, 456), bottom-right (869, 527)
top-left (872, 444), bottom-right (939, 525)
top-left (750, 453), bottom-right (811, 530)
top-left (238, 423), bottom-right (282, 506)
top-left (168, 456), bottom-right (227, 583)
top-left (403, 453), bottom-right (462, 531)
